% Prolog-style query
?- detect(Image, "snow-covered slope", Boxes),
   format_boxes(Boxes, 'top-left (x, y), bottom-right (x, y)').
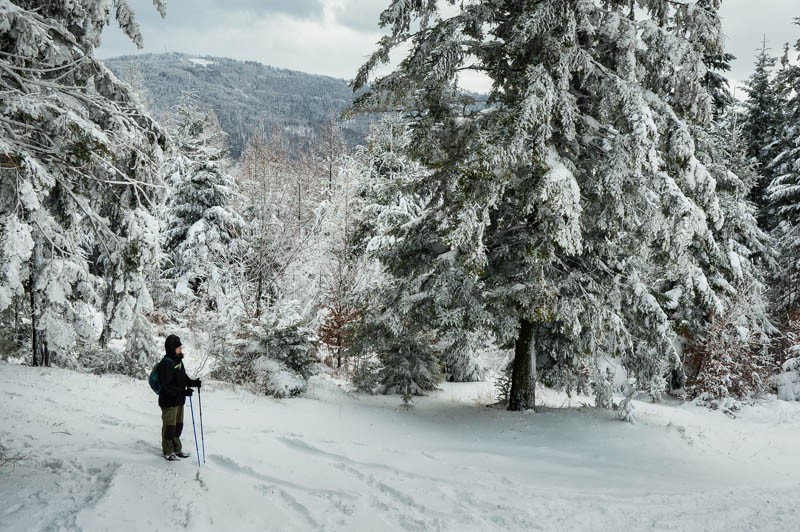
top-left (1, 362), bottom-right (799, 531)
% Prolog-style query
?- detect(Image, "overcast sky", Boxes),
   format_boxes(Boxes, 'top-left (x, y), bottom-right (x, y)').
top-left (98, 0), bottom-right (799, 93)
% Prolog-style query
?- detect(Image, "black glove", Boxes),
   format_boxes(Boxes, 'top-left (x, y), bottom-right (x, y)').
top-left (184, 389), bottom-right (194, 397)
top-left (195, 379), bottom-right (202, 389)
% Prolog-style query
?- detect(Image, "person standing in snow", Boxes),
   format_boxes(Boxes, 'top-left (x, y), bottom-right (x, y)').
top-left (158, 335), bottom-right (201, 461)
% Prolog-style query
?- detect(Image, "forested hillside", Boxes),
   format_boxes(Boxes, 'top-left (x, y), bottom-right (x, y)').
top-left (104, 52), bottom-right (370, 157)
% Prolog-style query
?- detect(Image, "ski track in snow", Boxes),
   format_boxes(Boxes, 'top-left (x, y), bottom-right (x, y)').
top-left (1, 362), bottom-right (800, 531)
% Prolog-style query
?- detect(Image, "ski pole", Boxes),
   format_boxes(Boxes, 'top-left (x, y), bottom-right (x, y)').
top-left (198, 387), bottom-right (206, 464)
top-left (189, 395), bottom-right (201, 467)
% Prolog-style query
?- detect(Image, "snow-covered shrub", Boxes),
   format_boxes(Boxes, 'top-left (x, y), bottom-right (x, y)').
top-left (438, 330), bottom-right (491, 383)
top-left (78, 344), bottom-right (117, 375)
top-left (121, 314), bottom-right (160, 379)
top-left (0, 306), bottom-right (25, 361)
top-left (252, 357), bottom-right (307, 398)
top-left (252, 306), bottom-right (317, 379)
top-left (494, 361), bottom-right (513, 404)
top-left (772, 312), bottom-right (800, 401)
top-left (350, 353), bottom-right (381, 393)
top-left (538, 357), bottom-right (593, 400)
top-left (618, 381), bottom-right (636, 423)
top-left (376, 341), bottom-right (441, 403)
top-left (688, 296), bottom-right (775, 402)
top-left (591, 366), bottom-right (615, 410)
top-left (211, 303), bottom-right (317, 397)
top-left (776, 356), bottom-right (800, 401)
top-left (0, 333), bottom-right (18, 361)
top-left (0, 440), bottom-right (23, 473)
top-left (318, 302), bottom-right (359, 369)
top-left (205, 316), bottom-right (235, 368)
top-left (349, 314), bottom-right (442, 402)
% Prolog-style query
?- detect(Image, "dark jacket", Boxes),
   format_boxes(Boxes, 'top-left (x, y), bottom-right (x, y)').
top-left (158, 335), bottom-right (199, 408)
top-left (158, 356), bottom-right (190, 407)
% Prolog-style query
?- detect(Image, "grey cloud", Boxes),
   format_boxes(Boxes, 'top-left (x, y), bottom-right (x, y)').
top-left (207, 0), bottom-right (325, 19)
top-left (100, 0), bottom-right (328, 59)
top-left (720, 0), bottom-right (798, 86)
top-left (331, 0), bottom-right (384, 33)
top-left (119, 0), bottom-right (325, 28)
top-left (98, 0), bottom-right (799, 92)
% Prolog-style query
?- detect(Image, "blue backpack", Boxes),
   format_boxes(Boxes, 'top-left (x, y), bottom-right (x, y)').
top-left (148, 356), bottom-right (174, 394)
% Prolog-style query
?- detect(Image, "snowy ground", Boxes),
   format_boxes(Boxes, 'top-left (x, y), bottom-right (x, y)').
top-left (1, 362), bottom-right (799, 531)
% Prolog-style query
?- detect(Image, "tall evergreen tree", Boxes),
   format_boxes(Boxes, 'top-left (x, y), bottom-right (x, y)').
top-left (0, 1), bottom-right (167, 371)
top-left (687, 110), bottom-right (776, 395)
top-left (347, 119), bottom-right (448, 400)
top-left (162, 93), bottom-right (244, 307)
top-left (766, 19), bottom-right (800, 316)
top-left (353, 0), bottom-right (768, 410)
top-left (350, 119), bottom-right (491, 386)
top-left (742, 39), bottom-right (785, 228)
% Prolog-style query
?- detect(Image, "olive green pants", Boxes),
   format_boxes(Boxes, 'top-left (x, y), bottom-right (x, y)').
top-left (161, 406), bottom-right (184, 455)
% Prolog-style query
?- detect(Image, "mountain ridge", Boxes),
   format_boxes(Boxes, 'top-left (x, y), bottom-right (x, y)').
top-left (103, 52), bottom-right (370, 158)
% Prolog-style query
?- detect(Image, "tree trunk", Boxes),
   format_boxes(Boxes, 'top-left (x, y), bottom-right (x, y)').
top-left (29, 271), bottom-right (38, 367)
top-left (99, 280), bottom-right (115, 349)
top-left (508, 319), bottom-right (535, 412)
top-left (14, 296), bottom-right (20, 343)
top-left (336, 332), bottom-right (342, 368)
top-left (255, 273), bottom-right (263, 319)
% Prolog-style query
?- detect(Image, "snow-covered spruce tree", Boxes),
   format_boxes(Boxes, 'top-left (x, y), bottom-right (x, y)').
top-left (767, 19), bottom-right (800, 318)
top-left (346, 118), bottom-right (473, 398)
top-left (350, 119), bottom-right (495, 390)
top-left (0, 1), bottom-right (167, 371)
top-left (678, 36), bottom-right (780, 403)
top-left (103, 208), bottom-right (162, 376)
top-left (162, 93), bottom-right (244, 309)
top-left (318, 121), bottom-right (484, 384)
top-left (438, 329), bottom-right (491, 383)
top-left (353, 0), bottom-right (767, 410)
top-left (742, 40), bottom-right (786, 228)
top-left (679, 71), bottom-right (776, 396)
top-left (776, 309), bottom-right (800, 401)
top-left (706, 110), bottom-right (775, 281)
top-left (211, 301), bottom-right (316, 398)
top-left (347, 281), bottom-right (443, 402)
